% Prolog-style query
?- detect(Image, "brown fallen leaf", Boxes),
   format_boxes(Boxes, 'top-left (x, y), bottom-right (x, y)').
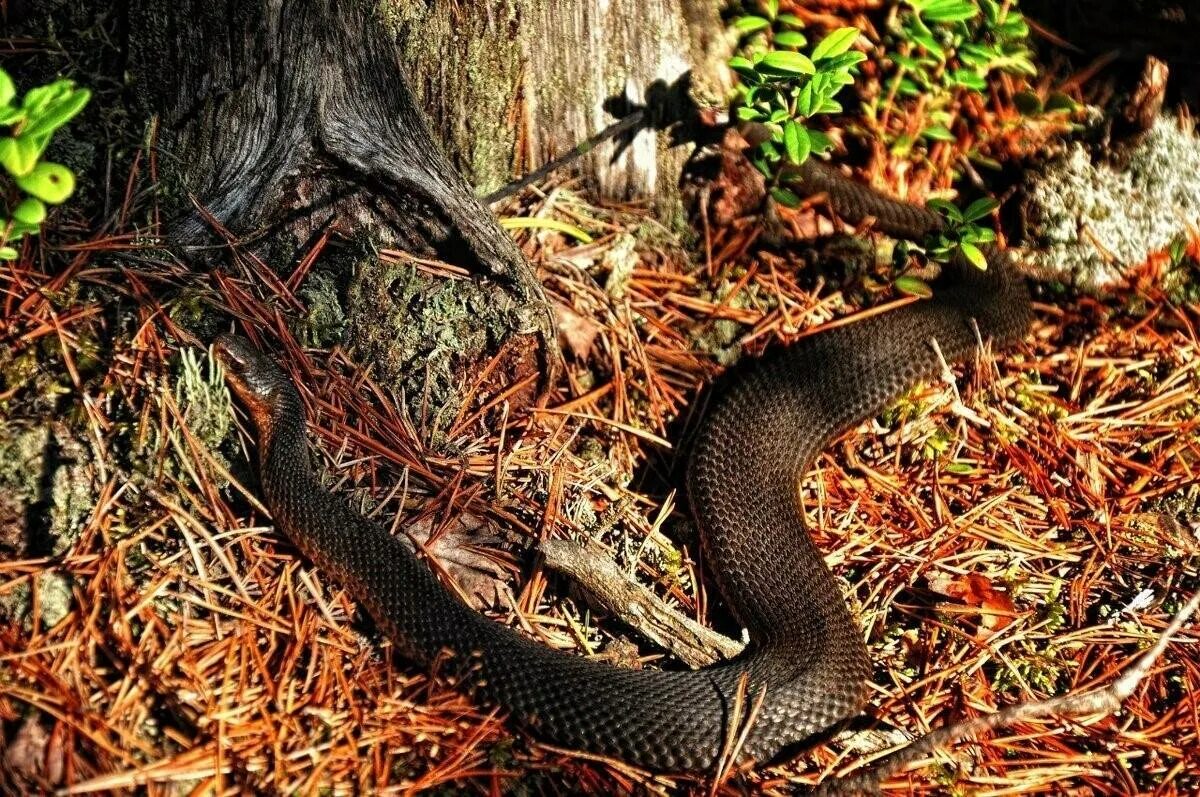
top-left (928, 571), bottom-right (1018, 633)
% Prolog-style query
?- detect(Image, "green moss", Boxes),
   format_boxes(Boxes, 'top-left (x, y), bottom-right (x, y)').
top-left (297, 271), bottom-right (347, 348)
top-left (346, 257), bottom-right (519, 447)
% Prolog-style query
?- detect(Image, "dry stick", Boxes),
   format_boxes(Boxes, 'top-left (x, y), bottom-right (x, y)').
top-left (538, 538), bottom-right (744, 667)
top-left (812, 585), bottom-right (1200, 796)
top-left (482, 110), bottom-right (646, 205)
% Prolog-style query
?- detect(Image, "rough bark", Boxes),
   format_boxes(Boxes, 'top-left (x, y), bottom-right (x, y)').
top-left (383, 0), bottom-right (730, 217)
top-left (126, 0), bottom-right (560, 425)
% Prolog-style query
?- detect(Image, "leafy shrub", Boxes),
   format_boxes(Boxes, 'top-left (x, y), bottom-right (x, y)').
top-left (727, 2), bottom-right (864, 202)
top-left (0, 68), bottom-right (90, 260)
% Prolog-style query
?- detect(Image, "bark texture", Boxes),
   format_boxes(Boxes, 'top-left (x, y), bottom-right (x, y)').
top-left (126, 0), bottom-right (560, 423)
top-left (383, 0), bottom-right (729, 213)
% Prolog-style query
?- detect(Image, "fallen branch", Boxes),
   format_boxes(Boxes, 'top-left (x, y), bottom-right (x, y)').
top-left (539, 538), bottom-right (744, 667)
top-left (813, 585), bottom-right (1200, 795)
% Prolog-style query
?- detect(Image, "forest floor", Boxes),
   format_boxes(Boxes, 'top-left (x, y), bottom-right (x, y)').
top-left (3, 2), bottom-right (1200, 796)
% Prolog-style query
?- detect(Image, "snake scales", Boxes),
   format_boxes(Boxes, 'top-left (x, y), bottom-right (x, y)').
top-left (214, 160), bottom-right (1033, 772)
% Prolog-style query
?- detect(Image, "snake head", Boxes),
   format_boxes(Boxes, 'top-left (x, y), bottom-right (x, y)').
top-left (213, 334), bottom-right (289, 434)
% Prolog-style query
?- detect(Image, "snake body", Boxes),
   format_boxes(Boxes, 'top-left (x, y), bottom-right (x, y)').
top-left (215, 162), bottom-right (1032, 771)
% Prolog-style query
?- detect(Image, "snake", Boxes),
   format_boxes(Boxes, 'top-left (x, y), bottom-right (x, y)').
top-left (213, 160), bottom-right (1033, 773)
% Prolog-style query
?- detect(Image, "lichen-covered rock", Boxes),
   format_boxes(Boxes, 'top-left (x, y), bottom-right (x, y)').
top-left (1022, 115), bottom-right (1200, 293)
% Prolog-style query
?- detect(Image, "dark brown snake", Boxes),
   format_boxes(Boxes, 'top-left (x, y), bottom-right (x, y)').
top-left (214, 160), bottom-right (1033, 773)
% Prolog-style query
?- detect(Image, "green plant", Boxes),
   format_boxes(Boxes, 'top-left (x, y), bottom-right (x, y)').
top-left (926, 196), bottom-right (998, 269)
top-left (876, 0), bottom-right (1035, 146)
top-left (0, 68), bottom-right (90, 260)
top-left (727, 3), bottom-right (865, 202)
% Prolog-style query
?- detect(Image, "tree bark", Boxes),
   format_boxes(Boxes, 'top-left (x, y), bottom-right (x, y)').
top-left (383, 0), bottom-right (730, 216)
top-left (126, 0), bottom-right (561, 430)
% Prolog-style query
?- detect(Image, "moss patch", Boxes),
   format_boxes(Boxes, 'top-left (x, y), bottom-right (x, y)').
top-left (346, 257), bottom-right (519, 448)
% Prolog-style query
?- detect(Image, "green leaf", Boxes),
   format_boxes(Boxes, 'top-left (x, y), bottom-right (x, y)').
top-left (1044, 91), bottom-right (1077, 113)
top-left (921, 0), bottom-right (978, 22)
top-left (959, 242), bottom-right (989, 270)
top-left (783, 121), bottom-right (811, 164)
top-left (774, 30), bottom-right (807, 49)
top-left (807, 129), bottom-right (834, 155)
top-left (962, 226), bottom-right (996, 244)
top-left (22, 88), bottom-right (90, 139)
top-left (761, 0), bottom-right (778, 20)
top-left (811, 27), bottom-right (860, 61)
top-left (735, 105), bottom-right (762, 121)
top-left (770, 186), bottom-right (801, 207)
top-left (758, 50), bottom-right (816, 76)
top-left (15, 161), bottom-right (76, 204)
top-left (11, 197), bottom-right (46, 225)
top-left (895, 275), bottom-right (933, 298)
top-left (732, 15), bottom-right (771, 35)
top-left (927, 198), bottom-right (962, 222)
top-left (821, 51), bottom-right (867, 72)
top-left (21, 80), bottom-right (73, 114)
top-left (921, 124), bottom-right (956, 142)
top-left (945, 461), bottom-right (974, 474)
top-left (795, 81), bottom-right (815, 116)
top-left (0, 135), bottom-right (44, 177)
top-left (962, 197), bottom-right (1000, 222)
top-left (777, 13), bottom-right (804, 29)
top-left (0, 69), bottom-right (13, 107)
top-left (729, 55), bottom-right (758, 80)
top-left (1013, 90), bottom-right (1043, 114)
top-left (0, 106), bottom-right (25, 126)
top-left (817, 98), bottom-right (843, 114)
top-left (951, 69), bottom-right (988, 92)
top-left (0, 245), bottom-right (18, 261)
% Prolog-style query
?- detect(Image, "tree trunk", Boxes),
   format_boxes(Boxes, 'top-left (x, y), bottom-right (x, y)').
top-left (384, 0), bottom-right (730, 216)
top-left (127, 0), bottom-right (564, 434)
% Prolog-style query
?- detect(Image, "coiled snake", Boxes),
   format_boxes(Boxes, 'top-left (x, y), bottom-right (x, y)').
top-left (214, 160), bottom-right (1033, 772)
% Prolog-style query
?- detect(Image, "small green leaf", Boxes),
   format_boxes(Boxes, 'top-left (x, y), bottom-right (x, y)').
top-left (895, 275), bottom-right (933, 298)
top-left (21, 80), bottom-right (72, 114)
top-left (927, 198), bottom-right (962, 222)
top-left (736, 105), bottom-right (763, 121)
top-left (807, 129), bottom-right (834, 155)
top-left (811, 27), bottom-right (860, 61)
top-left (0, 106), bottom-right (24, 126)
top-left (0, 245), bottom-right (18, 261)
top-left (921, 0), bottom-right (978, 22)
top-left (11, 197), bottom-right (46, 225)
top-left (774, 30), bottom-right (807, 49)
top-left (729, 55), bottom-right (758, 80)
top-left (1013, 90), bottom-right (1043, 115)
top-left (758, 50), bottom-right (816, 76)
top-left (959, 242), bottom-right (989, 270)
top-left (15, 161), bottom-right (76, 204)
top-left (962, 197), bottom-right (999, 222)
top-left (777, 13), bottom-right (804, 29)
top-left (0, 69), bottom-right (14, 107)
top-left (770, 186), bottom-right (801, 207)
top-left (1044, 91), bottom-right (1078, 113)
top-left (0, 135), bottom-right (44, 177)
top-left (783, 121), bottom-right (811, 164)
top-left (945, 461), bottom-right (974, 474)
top-left (732, 15), bottom-right (771, 35)
top-left (921, 124), bottom-right (956, 142)
top-left (795, 81), bottom-right (815, 116)
top-left (22, 88), bottom-right (90, 139)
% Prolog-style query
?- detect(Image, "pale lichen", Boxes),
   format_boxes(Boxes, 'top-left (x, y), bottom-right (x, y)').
top-left (1023, 115), bottom-right (1200, 293)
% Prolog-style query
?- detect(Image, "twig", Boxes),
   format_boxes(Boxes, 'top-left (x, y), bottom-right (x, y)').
top-left (539, 538), bottom-right (744, 667)
top-left (482, 110), bottom-right (646, 204)
top-left (812, 586), bottom-right (1200, 795)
